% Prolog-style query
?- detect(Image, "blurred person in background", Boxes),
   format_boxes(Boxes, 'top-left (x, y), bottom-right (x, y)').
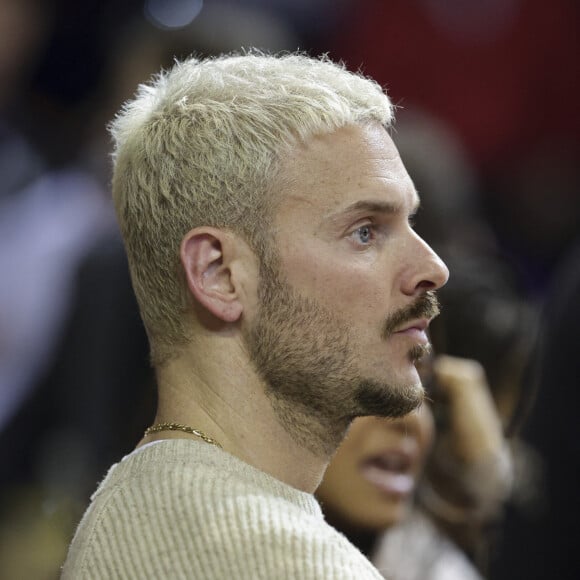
top-left (0, 2), bottom-right (119, 577)
top-left (0, 0), bottom-right (53, 435)
top-left (317, 354), bottom-right (512, 580)
top-left (490, 237), bottom-right (580, 580)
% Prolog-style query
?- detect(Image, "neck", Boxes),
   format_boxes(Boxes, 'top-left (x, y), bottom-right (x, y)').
top-left (145, 343), bottom-right (334, 493)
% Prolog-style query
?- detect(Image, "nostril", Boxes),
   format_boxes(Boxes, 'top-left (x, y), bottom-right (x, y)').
top-left (417, 279), bottom-right (437, 290)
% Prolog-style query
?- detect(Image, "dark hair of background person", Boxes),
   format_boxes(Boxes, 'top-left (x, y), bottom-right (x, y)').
top-left (489, 237), bottom-right (580, 580)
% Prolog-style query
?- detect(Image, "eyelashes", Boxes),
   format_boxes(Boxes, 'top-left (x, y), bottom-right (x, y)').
top-left (347, 213), bottom-right (416, 248)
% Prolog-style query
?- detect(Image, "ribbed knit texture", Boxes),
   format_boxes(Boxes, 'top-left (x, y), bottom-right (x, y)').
top-left (62, 439), bottom-right (383, 579)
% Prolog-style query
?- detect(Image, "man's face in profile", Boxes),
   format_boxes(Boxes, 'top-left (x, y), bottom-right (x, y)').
top-left (245, 123), bottom-right (449, 448)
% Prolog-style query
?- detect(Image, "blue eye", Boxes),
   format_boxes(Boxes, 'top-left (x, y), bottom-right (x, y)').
top-left (355, 225), bottom-right (373, 244)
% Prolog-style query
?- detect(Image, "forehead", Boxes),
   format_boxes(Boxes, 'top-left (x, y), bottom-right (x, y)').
top-left (275, 123), bottom-right (419, 222)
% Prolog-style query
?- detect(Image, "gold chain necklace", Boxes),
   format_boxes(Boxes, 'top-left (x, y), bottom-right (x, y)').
top-left (144, 422), bottom-right (222, 449)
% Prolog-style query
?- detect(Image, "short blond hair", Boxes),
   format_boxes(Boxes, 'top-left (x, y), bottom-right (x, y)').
top-left (110, 51), bottom-right (394, 365)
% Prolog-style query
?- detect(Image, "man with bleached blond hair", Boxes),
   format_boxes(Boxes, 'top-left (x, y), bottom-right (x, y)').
top-left (62, 51), bottom-right (448, 579)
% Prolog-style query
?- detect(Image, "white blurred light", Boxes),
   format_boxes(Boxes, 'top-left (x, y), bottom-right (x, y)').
top-left (145, 0), bottom-right (203, 30)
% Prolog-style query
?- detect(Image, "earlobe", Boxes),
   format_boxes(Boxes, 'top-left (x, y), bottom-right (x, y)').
top-left (180, 228), bottom-right (243, 322)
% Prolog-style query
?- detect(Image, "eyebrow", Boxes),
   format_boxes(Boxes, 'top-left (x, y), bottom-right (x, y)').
top-left (337, 197), bottom-right (421, 218)
top-left (342, 200), bottom-right (401, 215)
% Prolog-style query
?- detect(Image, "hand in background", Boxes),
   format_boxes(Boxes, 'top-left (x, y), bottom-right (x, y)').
top-left (432, 355), bottom-right (504, 466)
top-left (420, 355), bottom-right (513, 531)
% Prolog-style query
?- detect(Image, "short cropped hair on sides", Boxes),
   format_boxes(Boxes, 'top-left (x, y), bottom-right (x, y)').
top-left (109, 51), bottom-right (394, 366)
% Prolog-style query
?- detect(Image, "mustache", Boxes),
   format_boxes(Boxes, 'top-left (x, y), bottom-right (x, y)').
top-left (382, 291), bottom-right (441, 339)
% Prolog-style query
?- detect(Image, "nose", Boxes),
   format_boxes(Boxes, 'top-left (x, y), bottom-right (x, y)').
top-left (401, 233), bottom-right (449, 296)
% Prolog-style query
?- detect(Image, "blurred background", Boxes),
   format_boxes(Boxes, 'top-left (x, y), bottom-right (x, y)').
top-left (0, 0), bottom-right (578, 578)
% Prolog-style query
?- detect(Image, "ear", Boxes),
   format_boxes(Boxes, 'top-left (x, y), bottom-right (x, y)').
top-left (180, 227), bottom-right (243, 323)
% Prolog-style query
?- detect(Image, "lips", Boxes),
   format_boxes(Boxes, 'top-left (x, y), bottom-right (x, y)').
top-left (359, 450), bottom-right (417, 497)
top-left (395, 318), bottom-right (429, 333)
top-left (393, 318), bottom-right (430, 345)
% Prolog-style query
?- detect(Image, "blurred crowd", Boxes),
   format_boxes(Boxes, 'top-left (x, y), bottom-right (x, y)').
top-left (0, 0), bottom-right (578, 578)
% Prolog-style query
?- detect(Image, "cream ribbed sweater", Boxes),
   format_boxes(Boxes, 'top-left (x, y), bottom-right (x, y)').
top-left (62, 439), bottom-right (382, 579)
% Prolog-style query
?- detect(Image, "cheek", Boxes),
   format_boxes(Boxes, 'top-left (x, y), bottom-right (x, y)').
top-left (359, 496), bottom-right (412, 531)
top-left (320, 420), bottom-right (412, 530)
top-left (308, 265), bottom-right (393, 319)
top-left (319, 459), bottom-right (408, 531)
top-left (279, 240), bottom-right (397, 329)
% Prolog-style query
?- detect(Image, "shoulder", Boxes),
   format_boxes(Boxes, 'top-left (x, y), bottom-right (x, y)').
top-left (63, 441), bottom-right (382, 579)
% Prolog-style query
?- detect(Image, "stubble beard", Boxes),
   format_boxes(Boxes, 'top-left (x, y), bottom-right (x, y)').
top-left (244, 254), bottom-right (439, 458)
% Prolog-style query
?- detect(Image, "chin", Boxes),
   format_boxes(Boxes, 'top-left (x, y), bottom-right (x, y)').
top-left (394, 368), bottom-right (425, 400)
top-left (355, 373), bottom-right (425, 420)
top-left (356, 501), bottom-right (411, 532)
